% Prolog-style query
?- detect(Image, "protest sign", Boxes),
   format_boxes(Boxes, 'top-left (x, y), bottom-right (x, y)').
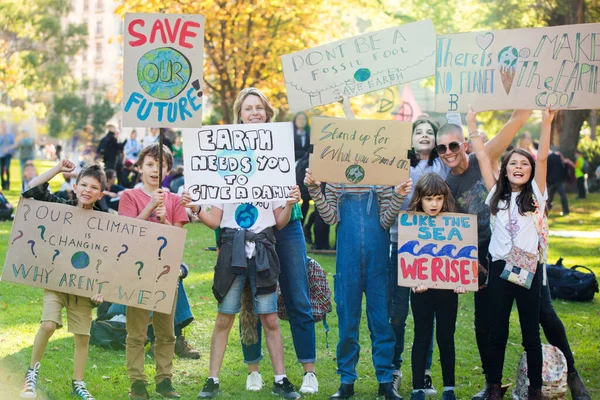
top-left (123, 13), bottom-right (205, 127)
top-left (182, 122), bottom-right (296, 203)
top-left (281, 20), bottom-right (436, 112)
top-left (435, 23), bottom-right (600, 112)
top-left (396, 211), bottom-right (478, 291)
top-left (1, 198), bottom-right (186, 313)
top-left (309, 117), bottom-right (411, 185)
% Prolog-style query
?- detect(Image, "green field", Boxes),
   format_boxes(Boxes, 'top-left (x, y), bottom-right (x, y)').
top-left (0, 160), bottom-right (598, 399)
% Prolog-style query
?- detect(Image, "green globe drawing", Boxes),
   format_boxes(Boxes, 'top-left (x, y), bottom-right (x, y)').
top-left (345, 164), bottom-right (365, 183)
top-left (137, 47), bottom-right (192, 100)
top-left (71, 251), bottom-right (90, 270)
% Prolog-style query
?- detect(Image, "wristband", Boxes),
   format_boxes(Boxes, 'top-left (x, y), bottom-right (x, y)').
top-left (191, 205), bottom-right (201, 216)
top-left (469, 130), bottom-right (479, 138)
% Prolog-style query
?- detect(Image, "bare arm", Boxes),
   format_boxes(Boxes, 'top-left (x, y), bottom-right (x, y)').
top-left (28, 159), bottom-right (75, 190)
top-left (535, 105), bottom-right (555, 195)
top-left (198, 206), bottom-right (223, 230)
top-left (274, 185), bottom-right (300, 230)
top-left (467, 106), bottom-right (496, 192)
top-left (484, 109), bottom-right (532, 164)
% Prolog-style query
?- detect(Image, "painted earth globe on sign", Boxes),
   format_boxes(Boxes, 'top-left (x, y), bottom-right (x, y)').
top-left (345, 164), bottom-right (365, 183)
top-left (137, 47), bottom-right (192, 100)
top-left (235, 204), bottom-right (259, 229)
top-left (71, 251), bottom-right (90, 270)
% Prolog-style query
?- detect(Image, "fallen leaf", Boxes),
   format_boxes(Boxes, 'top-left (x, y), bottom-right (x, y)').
top-left (102, 376), bottom-right (110, 380)
top-left (50, 346), bottom-right (60, 351)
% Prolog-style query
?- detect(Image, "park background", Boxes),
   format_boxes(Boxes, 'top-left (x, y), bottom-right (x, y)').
top-left (1, 0), bottom-right (600, 398)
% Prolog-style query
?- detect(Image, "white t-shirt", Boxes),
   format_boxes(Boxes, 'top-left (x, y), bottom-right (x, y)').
top-left (213, 201), bottom-right (286, 258)
top-left (486, 180), bottom-right (547, 262)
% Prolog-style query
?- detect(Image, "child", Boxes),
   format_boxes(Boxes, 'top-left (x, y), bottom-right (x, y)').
top-left (181, 187), bottom-right (302, 399)
top-left (304, 168), bottom-right (411, 400)
top-left (405, 173), bottom-right (466, 400)
top-left (20, 160), bottom-right (106, 400)
top-left (22, 160), bottom-right (38, 191)
top-left (468, 105), bottom-right (553, 400)
top-left (118, 144), bottom-right (189, 399)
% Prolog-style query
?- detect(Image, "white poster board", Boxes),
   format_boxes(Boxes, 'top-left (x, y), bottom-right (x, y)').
top-left (123, 13), bottom-right (205, 127)
top-left (281, 20), bottom-right (436, 112)
top-left (435, 23), bottom-right (600, 112)
top-left (182, 122), bottom-right (296, 203)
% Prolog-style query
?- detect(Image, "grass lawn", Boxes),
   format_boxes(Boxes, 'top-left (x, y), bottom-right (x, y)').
top-left (0, 161), bottom-right (599, 399)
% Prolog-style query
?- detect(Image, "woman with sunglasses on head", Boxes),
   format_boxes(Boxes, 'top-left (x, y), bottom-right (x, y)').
top-left (436, 109), bottom-right (532, 400)
top-left (388, 116), bottom-right (448, 395)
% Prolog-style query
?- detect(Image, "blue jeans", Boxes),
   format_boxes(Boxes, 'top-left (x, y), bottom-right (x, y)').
top-left (389, 241), bottom-right (434, 371)
top-left (334, 186), bottom-right (395, 384)
top-left (242, 220), bottom-right (316, 363)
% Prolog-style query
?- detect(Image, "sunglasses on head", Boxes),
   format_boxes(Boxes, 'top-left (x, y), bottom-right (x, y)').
top-left (436, 141), bottom-right (465, 155)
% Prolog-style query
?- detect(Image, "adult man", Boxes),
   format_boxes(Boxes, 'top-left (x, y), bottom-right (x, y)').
top-left (437, 110), bottom-right (590, 400)
top-left (97, 125), bottom-right (121, 171)
top-left (547, 148), bottom-right (569, 216)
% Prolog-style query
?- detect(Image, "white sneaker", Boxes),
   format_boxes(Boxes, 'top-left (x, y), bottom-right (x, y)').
top-left (20, 362), bottom-right (40, 398)
top-left (299, 372), bottom-right (319, 394)
top-left (392, 369), bottom-right (402, 391)
top-left (246, 371), bottom-right (263, 391)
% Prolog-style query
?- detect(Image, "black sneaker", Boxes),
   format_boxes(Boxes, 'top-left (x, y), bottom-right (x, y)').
top-left (156, 378), bottom-right (180, 398)
top-left (20, 362), bottom-right (40, 399)
top-left (197, 378), bottom-right (219, 398)
top-left (272, 377), bottom-right (301, 399)
top-left (129, 380), bottom-right (149, 400)
top-left (423, 374), bottom-right (436, 396)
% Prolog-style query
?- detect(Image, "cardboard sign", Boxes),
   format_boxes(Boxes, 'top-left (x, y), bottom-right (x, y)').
top-left (123, 13), bottom-right (205, 127)
top-left (1, 198), bottom-right (187, 313)
top-left (397, 211), bottom-right (478, 291)
top-left (281, 20), bottom-right (436, 112)
top-left (435, 23), bottom-right (600, 112)
top-left (182, 122), bottom-right (296, 203)
top-left (309, 117), bottom-right (412, 185)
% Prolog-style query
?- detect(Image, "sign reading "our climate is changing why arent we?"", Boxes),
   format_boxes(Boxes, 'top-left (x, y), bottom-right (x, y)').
top-left (435, 22), bottom-right (600, 112)
top-left (1, 199), bottom-right (187, 313)
top-left (182, 123), bottom-right (296, 203)
top-left (309, 117), bottom-right (412, 185)
top-left (123, 13), bottom-right (205, 127)
top-left (281, 20), bottom-right (436, 112)
top-left (397, 212), bottom-right (479, 292)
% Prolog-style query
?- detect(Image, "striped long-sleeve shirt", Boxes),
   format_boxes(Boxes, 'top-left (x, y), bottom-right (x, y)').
top-left (308, 183), bottom-right (404, 229)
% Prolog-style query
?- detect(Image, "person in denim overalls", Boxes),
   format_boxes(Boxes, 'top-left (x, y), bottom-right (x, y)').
top-left (305, 169), bottom-right (411, 400)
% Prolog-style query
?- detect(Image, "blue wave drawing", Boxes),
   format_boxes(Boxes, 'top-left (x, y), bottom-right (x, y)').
top-left (398, 240), bottom-right (477, 260)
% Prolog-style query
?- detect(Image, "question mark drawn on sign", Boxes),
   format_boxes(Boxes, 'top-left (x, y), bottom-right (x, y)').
top-left (135, 261), bottom-right (144, 279)
top-left (11, 230), bottom-right (24, 244)
top-left (154, 290), bottom-right (167, 309)
top-left (52, 250), bottom-right (60, 264)
top-left (156, 265), bottom-right (170, 282)
top-left (23, 204), bottom-right (31, 221)
top-left (27, 240), bottom-right (36, 257)
top-left (96, 259), bottom-right (102, 273)
top-left (38, 225), bottom-right (46, 241)
top-left (117, 244), bottom-right (129, 260)
top-left (157, 237), bottom-right (167, 260)
top-left (472, 261), bottom-right (478, 284)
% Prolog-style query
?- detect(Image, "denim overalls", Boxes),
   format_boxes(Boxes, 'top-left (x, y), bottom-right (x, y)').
top-left (335, 185), bottom-right (395, 384)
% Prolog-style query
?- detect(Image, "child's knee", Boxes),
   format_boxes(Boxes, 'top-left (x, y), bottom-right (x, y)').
top-left (39, 321), bottom-right (57, 336)
top-left (259, 313), bottom-right (280, 332)
top-left (73, 334), bottom-right (90, 347)
top-left (214, 313), bottom-right (235, 331)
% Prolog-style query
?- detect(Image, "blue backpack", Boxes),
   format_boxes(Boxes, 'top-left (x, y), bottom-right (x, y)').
top-left (546, 258), bottom-right (599, 302)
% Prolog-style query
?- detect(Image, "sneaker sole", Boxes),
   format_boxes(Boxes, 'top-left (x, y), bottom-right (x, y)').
top-left (246, 386), bottom-right (262, 391)
top-left (424, 389), bottom-right (437, 396)
top-left (299, 387), bottom-right (317, 394)
top-left (20, 393), bottom-right (36, 399)
top-left (272, 391), bottom-right (301, 399)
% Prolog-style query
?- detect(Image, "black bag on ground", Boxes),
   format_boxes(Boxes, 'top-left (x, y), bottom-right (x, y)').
top-left (546, 258), bottom-right (599, 302)
top-left (90, 319), bottom-right (127, 350)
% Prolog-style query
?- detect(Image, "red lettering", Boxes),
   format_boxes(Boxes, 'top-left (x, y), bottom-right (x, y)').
top-left (449, 259), bottom-right (460, 283)
top-left (472, 260), bottom-right (478, 283)
top-left (165, 18), bottom-right (182, 43)
top-left (150, 19), bottom-right (167, 44)
top-left (400, 258), bottom-right (418, 280)
top-left (128, 19), bottom-right (146, 47)
top-left (417, 257), bottom-right (428, 280)
top-left (459, 260), bottom-right (471, 285)
top-left (180, 21), bottom-right (201, 48)
top-left (431, 258), bottom-right (444, 282)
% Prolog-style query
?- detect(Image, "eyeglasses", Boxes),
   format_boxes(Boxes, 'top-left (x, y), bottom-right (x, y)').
top-left (436, 141), bottom-right (465, 155)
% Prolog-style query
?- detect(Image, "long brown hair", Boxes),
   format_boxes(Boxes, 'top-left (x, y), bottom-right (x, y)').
top-left (407, 173), bottom-right (456, 213)
top-left (489, 148), bottom-right (536, 216)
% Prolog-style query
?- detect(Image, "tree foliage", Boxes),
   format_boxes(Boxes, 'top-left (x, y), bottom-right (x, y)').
top-left (0, 0), bottom-right (87, 122)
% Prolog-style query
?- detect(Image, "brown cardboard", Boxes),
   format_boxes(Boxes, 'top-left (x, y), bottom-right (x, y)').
top-left (396, 211), bottom-right (479, 292)
top-left (309, 117), bottom-right (412, 185)
top-left (1, 198), bottom-right (187, 313)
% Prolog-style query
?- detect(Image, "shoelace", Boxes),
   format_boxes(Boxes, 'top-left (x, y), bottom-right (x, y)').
top-left (23, 363), bottom-right (40, 392)
top-left (74, 382), bottom-right (95, 400)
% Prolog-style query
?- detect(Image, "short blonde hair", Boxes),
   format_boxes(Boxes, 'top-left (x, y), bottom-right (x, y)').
top-left (232, 88), bottom-right (276, 124)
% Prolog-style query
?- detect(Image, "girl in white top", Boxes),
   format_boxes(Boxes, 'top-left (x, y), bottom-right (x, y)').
top-left (468, 104), bottom-right (554, 400)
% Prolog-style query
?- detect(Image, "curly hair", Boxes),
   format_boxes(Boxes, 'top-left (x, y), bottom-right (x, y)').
top-left (489, 148), bottom-right (536, 216)
top-left (407, 173), bottom-right (456, 213)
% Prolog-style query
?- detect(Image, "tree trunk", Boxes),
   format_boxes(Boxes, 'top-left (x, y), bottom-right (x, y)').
top-left (589, 110), bottom-right (597, 140)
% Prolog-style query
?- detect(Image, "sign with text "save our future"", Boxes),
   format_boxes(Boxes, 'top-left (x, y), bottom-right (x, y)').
top-left (281, 19), bottom-right (436, 113)
top-left (1, 198), bottom-right (186, 313)
top-left (123, 13), bottom-right (205, 127)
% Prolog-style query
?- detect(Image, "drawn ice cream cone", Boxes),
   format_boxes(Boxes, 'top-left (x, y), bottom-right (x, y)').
top-left (500, 65), bottom-right (516, 95)
top-left (497, 46), bottom-right (519, 95)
